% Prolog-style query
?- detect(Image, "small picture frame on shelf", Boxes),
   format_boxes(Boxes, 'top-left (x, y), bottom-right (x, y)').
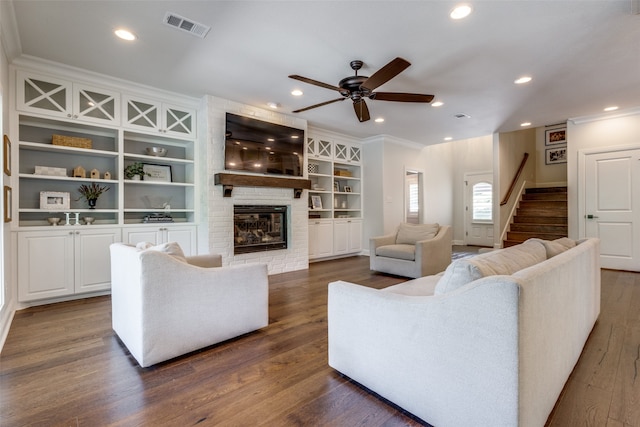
top-left (143, 164), bottom-right (172, 182)
top-left (310, 195), bottom-right (323, 209)
top-left (3, 135), bottom-right (11, 176)
top-left (545, 127), bottom-right (567, 146)
top-left (4, 186), bottom-right (11, 222)
top-left (344, 185), bottom-right (352, 193)
top-left (40, 191), bottom-right (70, 210)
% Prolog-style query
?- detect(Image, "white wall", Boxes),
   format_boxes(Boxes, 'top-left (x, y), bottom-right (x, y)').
top-left (567, 109), bottom-right (640, 238)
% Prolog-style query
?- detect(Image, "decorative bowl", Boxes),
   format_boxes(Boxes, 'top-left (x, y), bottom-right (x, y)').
top-left (146, 147), bottom-right (167, 157)
top-left (83, 217), bottom-right (95, 225)
top-left (47, 217), bottom-right (61, 226)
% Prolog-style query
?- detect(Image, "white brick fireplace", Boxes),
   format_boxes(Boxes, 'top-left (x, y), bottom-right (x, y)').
top-left (203, 96), bottom-right (309, 274)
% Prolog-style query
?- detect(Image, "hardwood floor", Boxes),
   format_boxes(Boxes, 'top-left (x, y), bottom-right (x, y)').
top-left (1, 257), bottom-right (639, 426)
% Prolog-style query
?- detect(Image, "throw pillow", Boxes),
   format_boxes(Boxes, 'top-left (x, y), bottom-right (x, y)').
top-left (527, 237), bottom-right (576, 258)
top-left (136, 241), bottom-right (154, 250)
top-left (434, 240), bottom-right (546, 295)
top-left (143, 241), bottom-right (188, 263)
top-left (396, 223), bottom-right (439, 245)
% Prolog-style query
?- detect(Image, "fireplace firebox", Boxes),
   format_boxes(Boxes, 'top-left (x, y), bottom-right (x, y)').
top-left (234, 205), bottom-right (287, 254)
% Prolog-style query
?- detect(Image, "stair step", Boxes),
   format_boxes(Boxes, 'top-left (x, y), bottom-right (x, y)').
top-left (507, 231), bottom-right (567, 241)
top-left (516, 208), bottom-right (568, 218)
top-left (514, 215), bottom-right (568, 225)
top-left (525, 187), bottom-right (567, 194)
top-left (510, 223), bottom-right (568, 233)
top-left (522, 193), bottom-right (567, 201)
top-left (519, 200), bottom-right (567, 209)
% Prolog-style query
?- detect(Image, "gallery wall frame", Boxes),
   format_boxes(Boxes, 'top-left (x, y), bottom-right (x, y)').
top-left (545, 128), bottom-right (567, 146)
top-left (4, 186), bottom-right (11, 222)
top-left (545, 147), bottom-right (567, 165)
top-left (3, 135), bottom-right (11, 176)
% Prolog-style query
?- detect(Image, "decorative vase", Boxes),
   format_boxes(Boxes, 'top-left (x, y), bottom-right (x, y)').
top-left (87, 198), bottom-right (97, 209)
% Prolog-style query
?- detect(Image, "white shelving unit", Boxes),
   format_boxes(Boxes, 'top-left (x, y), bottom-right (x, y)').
top-left (306, 130), bottom-right (363, 260)
top-left (10, 64), bottom-right (200, 303)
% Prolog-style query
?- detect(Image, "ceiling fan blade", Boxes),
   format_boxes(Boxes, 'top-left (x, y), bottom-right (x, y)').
top-left (353, 98), bottom-right (370, 122)
top-left (292, 97), bottom-right (345, 113)
top-left (370, 92), bottom-right (435, 103)
top-left (360, 57), bottom-right (411, 92)
top-left (288, 75), bottom-right (344, 92)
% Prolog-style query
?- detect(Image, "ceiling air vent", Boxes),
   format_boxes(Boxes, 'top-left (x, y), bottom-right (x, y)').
top-left (163, 12), bottom-right (211, 38)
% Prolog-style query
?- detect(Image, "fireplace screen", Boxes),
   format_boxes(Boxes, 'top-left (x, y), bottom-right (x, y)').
top-left (234, 205), bottom-right (287, 254)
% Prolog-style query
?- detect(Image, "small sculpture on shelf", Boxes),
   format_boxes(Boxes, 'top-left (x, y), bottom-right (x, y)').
top-left (103, 171), bottom-right (111, 180)
top-left (73, 166), bottom-right (86, 178)
top-left (76, 182), bottom-right (109, 209)
top-left (90, 168), bottom-right (100, 179)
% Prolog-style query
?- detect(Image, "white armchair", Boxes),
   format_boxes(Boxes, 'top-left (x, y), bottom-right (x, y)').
top-left (110, 242), bottom-right (269, 367)
top-left (370, 223), bottom-right (452, 278)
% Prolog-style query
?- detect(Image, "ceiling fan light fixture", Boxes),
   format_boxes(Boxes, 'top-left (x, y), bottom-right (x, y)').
top-left (450, 4), bottom-right (473, 20)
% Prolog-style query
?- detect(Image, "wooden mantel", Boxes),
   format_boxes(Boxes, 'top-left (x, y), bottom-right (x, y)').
top-left (214, 173), bottom-right (312, 198)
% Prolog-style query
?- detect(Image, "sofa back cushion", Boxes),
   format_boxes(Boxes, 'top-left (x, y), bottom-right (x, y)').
top-left (527, 237), bottom-right (576, 258)
top-left (396, 222), bottom-right (439, 245)
top-left (137, 241), bottom-right (187, 263)
top-left (434, 240), bottom-right (547, 295)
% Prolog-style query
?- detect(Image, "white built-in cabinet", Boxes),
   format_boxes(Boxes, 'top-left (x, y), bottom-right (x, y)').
top-left (307, 130), bottom-right (363, 260)
top-left (11, 65), bottom-right (200, 303)
top-left (17, 228), bottom-right (121, 301)
top-left (122, 225), bottom-right (197, 256)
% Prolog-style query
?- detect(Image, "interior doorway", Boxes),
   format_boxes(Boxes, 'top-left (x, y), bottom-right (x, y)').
top-left (405, 169), bottom-right (423, 224)
top-left (464, 172), bottom-right (494, 247)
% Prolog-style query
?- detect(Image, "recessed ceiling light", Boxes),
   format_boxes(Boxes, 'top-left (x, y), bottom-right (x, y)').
top-left (375, 117), bottom-right (384, 123)
top-left (444, 137), bottom-right (453, 141)
top-left (520, 122), bottom-right (532, 127)
top-left (604, 106), bottom-right (619, 112)
top-left (267, 102), bottom-right (279, 109)
top-left (450, 4), bottom-right (472, 19)
top-left (431, 101), bottom-right (444, 107)
top-left (291, 89), bottom-right (303, 96)
top-left (514, 76), bottom-right (532, 84)
top-left (114, 28), bottom-right (136, 41)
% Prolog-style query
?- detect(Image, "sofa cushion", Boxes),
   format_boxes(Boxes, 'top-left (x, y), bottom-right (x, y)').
top-left (381, 273), bottom-right (443, 296)
top-left (528, 237), bottom-right (576, 258)
top-left (376, 244), bottom-right (416, 261)
top-left (140, 241), bottom-right (187, 263)
top-left (434, 240), bottom-right (546, 295)
top-left (396, 222), bottom-right (439, 245)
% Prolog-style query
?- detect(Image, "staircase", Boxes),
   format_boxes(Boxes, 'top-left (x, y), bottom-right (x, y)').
top-left (504, 187), bottom-right (568, 247)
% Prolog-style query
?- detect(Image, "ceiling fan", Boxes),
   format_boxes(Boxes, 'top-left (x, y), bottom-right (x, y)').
top-left (289, 57), bottom-right (434, 123)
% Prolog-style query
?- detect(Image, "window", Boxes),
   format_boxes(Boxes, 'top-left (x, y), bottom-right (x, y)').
top-left (472, 182), bottom-right (492, 222)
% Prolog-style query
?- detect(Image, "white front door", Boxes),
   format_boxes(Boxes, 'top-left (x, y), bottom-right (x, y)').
top-left (582, 148), bottom-right (640, 271)
top-left (464, 172), bottom-right (494, 247)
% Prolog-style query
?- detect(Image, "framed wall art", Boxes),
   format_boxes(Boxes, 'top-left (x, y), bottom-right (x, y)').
top-left (40, 191), bottom-right (70, 210)
top-left (310, 195), bottom-right (323, 209)
top-left (545, 147), bottom-right (567, 165)
top-left (4, 186), bottom-right (11, 222)
top-left (545, 128), bottom-right (566, 146)
top-left (3, 135), bottom-right (11, 176)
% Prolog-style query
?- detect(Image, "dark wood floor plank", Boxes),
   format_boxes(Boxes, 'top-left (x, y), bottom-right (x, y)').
top-left (1, 255), bottom-right (639, 426)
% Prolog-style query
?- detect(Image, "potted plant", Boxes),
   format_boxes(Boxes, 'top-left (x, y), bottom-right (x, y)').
top-left (77, 182), bottom-right (110, 209)
top-left (124, 162), bottom-right (148, 180)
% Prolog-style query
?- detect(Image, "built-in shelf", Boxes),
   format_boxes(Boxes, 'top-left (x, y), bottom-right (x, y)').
top-left (214, 173), bottom-right (311, 198)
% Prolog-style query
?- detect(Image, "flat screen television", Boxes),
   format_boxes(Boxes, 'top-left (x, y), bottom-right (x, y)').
top-left (224, 113), bottom-right (304, 177)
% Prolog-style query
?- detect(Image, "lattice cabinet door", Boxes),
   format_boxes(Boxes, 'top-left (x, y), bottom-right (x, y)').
top-left (123, 95), bottom-right (162, 132)
top-left (74, 85), bottom-right (120, 125)
top-left (17, 70), bottom-right (72, 119)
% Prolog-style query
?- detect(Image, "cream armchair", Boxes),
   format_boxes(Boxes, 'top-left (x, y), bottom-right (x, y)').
top-left (110, 242), bottom-right (269, 367)
top-left (370, 223), bottom-right (452, 278)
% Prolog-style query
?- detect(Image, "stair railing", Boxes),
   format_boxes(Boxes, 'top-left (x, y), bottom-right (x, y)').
top-left (500, 153), bottom-right (529, 206)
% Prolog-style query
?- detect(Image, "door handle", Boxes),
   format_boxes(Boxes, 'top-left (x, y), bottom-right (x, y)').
top-left (585, 214), bottom-right (599, 219)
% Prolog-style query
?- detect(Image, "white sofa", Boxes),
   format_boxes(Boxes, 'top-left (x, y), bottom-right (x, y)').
top-left (329, 237), bottom-right (600, 427)
top-left (370, 223), bottom-right (453, 278)
top-left (110, 242), bottom-right (269, 367)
